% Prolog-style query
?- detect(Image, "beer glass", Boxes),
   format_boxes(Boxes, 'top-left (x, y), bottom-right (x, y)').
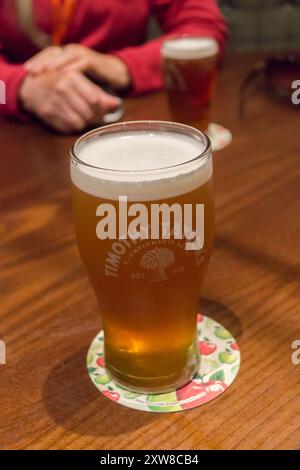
top-left (71, 121), bottom-right (214, 393)
top-left (162, 37), bottom-right (219, 131)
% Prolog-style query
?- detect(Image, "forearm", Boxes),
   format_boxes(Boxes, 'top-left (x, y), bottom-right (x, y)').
top-left (112, 0), bottom-right (228, 95)
top-left (113, 40), bottom-right (164, 95)
top-left (153, 0), bottom-right (228, 50)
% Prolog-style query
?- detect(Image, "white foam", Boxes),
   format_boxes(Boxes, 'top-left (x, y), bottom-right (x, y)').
top-left (162, 37), bottom-right (218, 61)
top-left (71, 130), bottom-right (212, 201)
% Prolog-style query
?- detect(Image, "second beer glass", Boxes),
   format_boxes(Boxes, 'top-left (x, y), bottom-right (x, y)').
top-left (162, 37), bottom-right (219, 131)
top-left (71, 121), bottom-right (214, 393)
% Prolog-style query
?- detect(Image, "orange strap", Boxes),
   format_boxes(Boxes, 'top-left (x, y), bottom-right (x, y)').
top-left (51, 0), bottom-right (76, 46)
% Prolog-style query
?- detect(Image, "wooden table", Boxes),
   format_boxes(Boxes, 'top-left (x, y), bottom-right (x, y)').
top-left (1, 54), bottom-right (300, 450)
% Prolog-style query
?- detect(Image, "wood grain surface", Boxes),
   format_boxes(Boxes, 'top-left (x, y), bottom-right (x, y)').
top-left (0, 54), bottom-right (300, 450)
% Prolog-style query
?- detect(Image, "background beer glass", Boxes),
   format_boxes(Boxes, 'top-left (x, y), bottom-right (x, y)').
top-left (71, 121), bottom-right (214, 393)
top-left (162, 37), bottom-right (219, 131)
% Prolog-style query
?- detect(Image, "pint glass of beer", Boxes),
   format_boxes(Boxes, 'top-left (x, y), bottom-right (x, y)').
top-left (162, 37), bottom-right (219, 131)
top-left (71, 121), bottom-right (214, 393)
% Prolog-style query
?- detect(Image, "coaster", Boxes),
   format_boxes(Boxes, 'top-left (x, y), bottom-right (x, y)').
top-left (207, 123), bottom-right (232, 152)
top-left (87, 314), bottom-right (240, 413)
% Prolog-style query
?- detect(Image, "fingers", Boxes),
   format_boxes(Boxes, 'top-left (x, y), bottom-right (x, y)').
top-left (59, 87), bottom-right (95, 122)
top-left (46, 116), bottom-right (82, 134)
top-left (63, 58), bottom-right (90, 73)
top-left (29, 50), bottom-right (77, 75)
top-left (21, 67), bottom-right (123, 133)
top-left (51, 76), bottom-right (94, 130)
top-left (57, 106), bottom-right (86, 133)
top-left (25, 46), bottom-right (83, 75)
top-left (25, 47), bottom-right (64, 75)
top-left (57, 73), bottom-right (121, 131)
top-left (25, 47), bottom-right (56, 66)
top-left (47, 72), bottom-right (120, 132)
top-left (69, 72), bottom-right (121, 116)
top-left (43, 99), bottom-right (86, 134)
top-left (24, 45), bottom-right (89, 76)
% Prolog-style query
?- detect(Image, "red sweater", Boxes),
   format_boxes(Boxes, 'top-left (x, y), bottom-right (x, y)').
top-left (0, 0), bottom-right (227, 119)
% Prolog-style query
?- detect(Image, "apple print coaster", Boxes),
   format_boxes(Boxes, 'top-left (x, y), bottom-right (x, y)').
top-left (87, 314), bottom-right (240, 413)
top-left (207, 123), bottom-right (232, 152)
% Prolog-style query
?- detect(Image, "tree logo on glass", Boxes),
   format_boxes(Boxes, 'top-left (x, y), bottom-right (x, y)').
top-left (140, 248), bottom-right (175, 282)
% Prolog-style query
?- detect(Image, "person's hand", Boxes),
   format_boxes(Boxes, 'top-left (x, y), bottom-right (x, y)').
top-left (19, 69), bottom-right (121, 133)
top-left (25, 44), bottom-right (130, 90)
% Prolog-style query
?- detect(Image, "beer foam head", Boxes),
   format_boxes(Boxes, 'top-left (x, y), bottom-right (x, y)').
top-left (71, 123), bottom-right (212, 201)
top-left (162, 37), bottom-right (219, 61)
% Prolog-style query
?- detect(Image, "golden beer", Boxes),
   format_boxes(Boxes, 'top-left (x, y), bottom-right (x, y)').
top-left (71, 121), bottom-right (214, 393)
top-left (162, 37), bottom-right (219, 131)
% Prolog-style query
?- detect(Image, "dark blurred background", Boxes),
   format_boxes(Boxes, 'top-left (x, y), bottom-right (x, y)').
top-left (149, 1), bottom-right (300, 51)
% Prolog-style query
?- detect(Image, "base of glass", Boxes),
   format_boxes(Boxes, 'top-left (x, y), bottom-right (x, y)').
top-left (87, 313), bottom-right (241, 412)
top-left (105, 358), bottom-right (200, 395)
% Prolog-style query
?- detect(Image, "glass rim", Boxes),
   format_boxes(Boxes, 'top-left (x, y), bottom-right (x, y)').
top-left (163, 34), bottom-right (219, 45)
top-left (70, 120), bottom-right (211, 175)
top-left (162, 35), bottom-right (219, 59)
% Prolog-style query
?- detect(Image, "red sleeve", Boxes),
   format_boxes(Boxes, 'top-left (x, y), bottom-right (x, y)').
top-left (114, 0), bottom-right (228, 95)
top-left (0, 56), bottom-right (28, 119)
top-left (0, 11), bottom-right (28, 120)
